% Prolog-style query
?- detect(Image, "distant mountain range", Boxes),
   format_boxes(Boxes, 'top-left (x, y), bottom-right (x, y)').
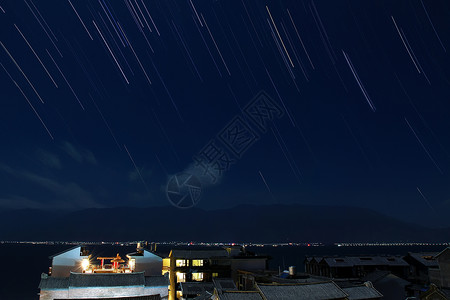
top-left (1, 204), bottom-right (449, 243)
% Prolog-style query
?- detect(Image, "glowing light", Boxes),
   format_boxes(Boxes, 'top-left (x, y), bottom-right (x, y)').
top-left (81, 258), bottom-right (90, 271)
top-left (128, 259), bottom-right (135, 270)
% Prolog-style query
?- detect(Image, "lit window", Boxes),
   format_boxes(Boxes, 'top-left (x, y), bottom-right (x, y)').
top-left (212, 272), bottom-right (219, 278)
top-left (163, 258), bottom-right (170, 267)
top-left (128, 259), bottom-right (135, 271)
top-left (176, 259), bottom-right (187, 267)
top-left (192, 272), bottom-right (203, 281)
top-left (192, 259), bottom-right (204, 266)
top-left (176, 272), bottom-right (186, 283)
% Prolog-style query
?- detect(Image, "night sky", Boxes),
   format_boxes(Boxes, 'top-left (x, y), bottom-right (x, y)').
top-left (0, 0), bottom-right (449, 227)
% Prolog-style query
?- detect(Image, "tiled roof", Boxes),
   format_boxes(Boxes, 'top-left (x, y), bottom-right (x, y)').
top-left (39, 272), bottom-right (168, 289)
top-left (213, 278), bottom-right (237, 291)
top-left (320, 256), bottom-right (409, 267)
top-left (180, 282), bottom-right (214, 295)
top-left (39, 276), bottom-right (69, 289)
top-left (257, 281), bottom-right (348, 299)
top-left (407, 252), bottom-right (439, 267)
top-left (145, 275), bottom-right (169, 287)
top-left (342, 284), bottom-right (383, 300)
top-left (219, 291), bottom-right (264, 300)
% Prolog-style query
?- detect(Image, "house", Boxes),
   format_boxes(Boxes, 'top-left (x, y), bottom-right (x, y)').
top-left (38, 272), bottom-right (169, 300)
top-left (361, 270), bottom-right (411, 300)
top-left (164, 246), bottom-right (268, 300)
top-left (39, 245), bottom-right (169, 300)
top-left (49, 245), bottom-right (90, 277)
top-left (127, 242), bottom-right (164, 276)
top-left (308, 255), bottom-right (409, 279)
top-left (404, 252), bottom-right (439, 284)
top-left (429, 247), bottom-right (450, 289)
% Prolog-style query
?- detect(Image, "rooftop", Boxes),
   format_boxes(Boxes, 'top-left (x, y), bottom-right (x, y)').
top-left (407, 252), bottom-right (439, 267)
top-left (39, 272), bottom-right (168, 289)
top-left (319, 256), bottom-right (409, 267)
top-left (342, 284), bottom-right (383, 300)
top-left (257, 282), bottom-right (348, 300)
top-left (219, 291), bottom-right (264, 300)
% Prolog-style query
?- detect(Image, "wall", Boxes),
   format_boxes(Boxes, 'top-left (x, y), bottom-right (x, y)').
top-left (52, 247), bottom-right (89, 277)
top-left (132, 250), bottom-right (163, 276)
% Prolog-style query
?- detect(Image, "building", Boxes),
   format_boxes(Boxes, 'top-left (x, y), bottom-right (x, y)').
top-left (49, 245), bottom-right (90, 277)
top-left (361, 270), bottom-right (411, 300)
top-left (39, 272), bottom-right (168, 300)
top-left (404, 252), bottom-right (439, 284)
top-left (305, 255), bottom-right (409, 279)
top-left (429, 247), bottom-right (450, 289)
top-left (127, 243), bottom-right (164, 276)
top-left (163, 246), bottom-right (268, 300)
top-left (39, 245), bottom-right (169, 300)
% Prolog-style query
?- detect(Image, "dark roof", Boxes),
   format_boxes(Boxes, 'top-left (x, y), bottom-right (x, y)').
top-left (145, 275), bottom-right (169, 287)
top-left (257, 282), bottom-right (348, 299)
top-left (342, 284), bottom-right (383, 300)
top-left (361, 270), bottom-right (391, 283)
top-left (192, 291), bottom-right (214, 300)
top-left (407, 252), bottom-right (439, 267)
top-left (50, 296), bottom-right (160, 300)
top-left (170, 249), bottom-right (228, 259)
top-left (180, 282), bottom-right (214, 295)
top-left (39, 276), bottom-right (69, 289)
top-left (40, 272), bottom-right (168, 290)
top-left (213, 278), bottom-right (237, 291)
top-left (320, 256), bottom-right (408, 267)
top-left (219, 291), bottom-right (264, 300)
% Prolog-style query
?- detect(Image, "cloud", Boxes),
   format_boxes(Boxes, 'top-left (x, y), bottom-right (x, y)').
top-left (61, 141), bottom-right (97, 165)
top-left (36, 149), bottom-right (62, 169)
top-left (0, 163), bottom-right (103, 210)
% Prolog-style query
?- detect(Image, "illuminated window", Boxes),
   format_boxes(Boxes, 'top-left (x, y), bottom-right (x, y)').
top-left (128, 259), bottom-right (135, 270)
top-left (192, 259), bottom-right (204, 266)
top-left (163, 258), bottom-right (170, 267)
top-left (212, 272), bottom-right (219, 278)
top-left (192, 272), bottom-right (203, 281)
top-left (176, 259), bottom-right (187, 267)
top-left (176, 272), bottom-right (186, 283)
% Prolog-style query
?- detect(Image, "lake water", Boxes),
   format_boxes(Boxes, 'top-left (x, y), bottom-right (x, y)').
top-left (3, 243), bottom-right (446, 299)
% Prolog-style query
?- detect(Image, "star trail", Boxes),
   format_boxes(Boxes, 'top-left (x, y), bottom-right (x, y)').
top-left (0, 0), bottom-right (449, 227)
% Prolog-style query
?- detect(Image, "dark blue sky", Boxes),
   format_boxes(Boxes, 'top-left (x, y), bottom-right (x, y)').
top-left (0, 0), bottom-right (449, 227)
